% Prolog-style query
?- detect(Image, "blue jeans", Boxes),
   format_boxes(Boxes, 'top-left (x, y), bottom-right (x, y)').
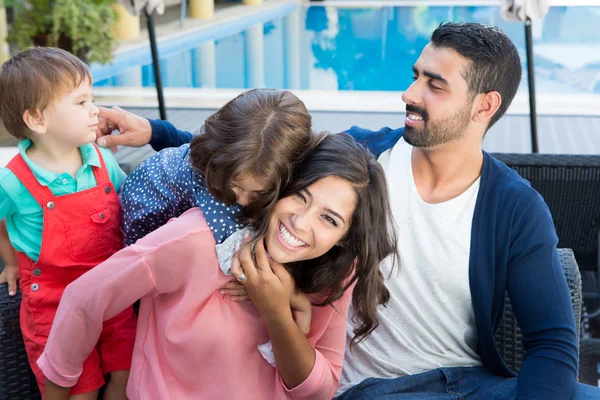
top-left (336, 367), bottom-right (600, 399)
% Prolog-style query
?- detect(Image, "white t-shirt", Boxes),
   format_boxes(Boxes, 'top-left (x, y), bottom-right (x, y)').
top-left (339, 138), bottom-right (482, 394)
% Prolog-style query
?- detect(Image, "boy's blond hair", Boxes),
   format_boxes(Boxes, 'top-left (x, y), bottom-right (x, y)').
top-left (0, 47), bottom-right (92, 140)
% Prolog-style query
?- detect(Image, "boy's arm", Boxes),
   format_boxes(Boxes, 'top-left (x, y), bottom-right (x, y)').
top-left (0, 173), bottom-right (19, 295)
top-left (0, 220), bottom-right (19, 296)
top-left (43, 379), bottom-right (70, 400)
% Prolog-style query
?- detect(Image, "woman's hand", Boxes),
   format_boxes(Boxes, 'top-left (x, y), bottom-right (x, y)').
top-left (221, 270), bottom-right (312, 333)
top-left (231, 236), bottom-right (317, 388)
top-left (230, 236), bottom-right (295, 323)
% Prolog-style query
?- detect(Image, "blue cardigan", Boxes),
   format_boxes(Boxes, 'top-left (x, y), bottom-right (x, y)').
top-left (148, 120), bottom-right (579, 400)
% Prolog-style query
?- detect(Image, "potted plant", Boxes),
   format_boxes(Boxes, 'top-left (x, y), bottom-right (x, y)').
top-left (6, 0), bottom-right (119, 64)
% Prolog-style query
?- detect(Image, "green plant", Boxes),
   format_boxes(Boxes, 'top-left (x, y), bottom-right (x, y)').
top-left (6, 0), bottom-right (119, 64)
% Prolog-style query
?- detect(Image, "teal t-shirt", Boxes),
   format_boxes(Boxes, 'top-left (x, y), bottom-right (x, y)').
top-left (0, 139), bottom-right (126, 262)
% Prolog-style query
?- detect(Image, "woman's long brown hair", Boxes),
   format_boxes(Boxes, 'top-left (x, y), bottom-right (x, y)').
top-left (251, 132), bottom-right (398, 345)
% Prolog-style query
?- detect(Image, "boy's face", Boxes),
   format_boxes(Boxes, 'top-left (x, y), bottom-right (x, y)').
top-left (42, 80), bottom-right (99, 147)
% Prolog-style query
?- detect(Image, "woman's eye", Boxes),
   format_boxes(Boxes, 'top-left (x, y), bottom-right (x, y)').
top-left (296, 192), bottom-right (307, 203)
top-left (323, 215), bottom-right (337, 227)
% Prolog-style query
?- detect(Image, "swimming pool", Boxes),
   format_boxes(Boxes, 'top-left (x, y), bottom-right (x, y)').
top-left (93, 4), bottom-right (600, 96)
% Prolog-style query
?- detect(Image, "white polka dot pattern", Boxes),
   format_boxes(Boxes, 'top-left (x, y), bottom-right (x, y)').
top-left (121, 144), bottom-right (243, 246)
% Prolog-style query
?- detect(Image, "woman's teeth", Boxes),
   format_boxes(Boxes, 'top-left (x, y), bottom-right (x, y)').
top-left (279, 223), bottom-right (308, 248)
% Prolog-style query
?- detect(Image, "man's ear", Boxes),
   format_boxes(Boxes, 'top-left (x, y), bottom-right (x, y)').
top-left (23, 109), bottom-right (48, 135)
top-left (473, 91), bottom-right (502, 125)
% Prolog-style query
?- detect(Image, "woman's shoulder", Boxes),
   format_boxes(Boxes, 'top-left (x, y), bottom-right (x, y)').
top-left (160, 208), bottom-right (209, 236)
top-left (134, 208), bottom-right (213, 252)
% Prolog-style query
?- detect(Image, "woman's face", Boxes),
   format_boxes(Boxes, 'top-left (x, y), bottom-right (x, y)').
top-left (265, 176), bottom-right (357, 264)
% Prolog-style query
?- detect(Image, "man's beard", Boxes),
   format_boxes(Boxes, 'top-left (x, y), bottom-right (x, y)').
top-left (403, 102), bottom-right (472, 148)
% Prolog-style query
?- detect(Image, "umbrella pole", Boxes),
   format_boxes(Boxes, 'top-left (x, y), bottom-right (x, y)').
top-left (146, 9), bottom-right (167, 120)
top-left (525, 17), bottom-right (538, 153)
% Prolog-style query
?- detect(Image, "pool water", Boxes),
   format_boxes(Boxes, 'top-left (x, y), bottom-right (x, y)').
top-left (94, 5), bottom-right (600, 95)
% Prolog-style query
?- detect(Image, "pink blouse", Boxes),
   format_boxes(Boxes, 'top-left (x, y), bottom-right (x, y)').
top-left (37, 208), bottom-right (351, 399)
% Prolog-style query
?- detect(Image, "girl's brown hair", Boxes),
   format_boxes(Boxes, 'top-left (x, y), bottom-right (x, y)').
top-left (189, 89), bottom-right (312, 217)
top-left (252, 132), bottom-right (399, 345)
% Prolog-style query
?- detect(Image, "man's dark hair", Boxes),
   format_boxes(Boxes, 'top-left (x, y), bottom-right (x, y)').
top-left (431, 22), bottom-right (522, 130)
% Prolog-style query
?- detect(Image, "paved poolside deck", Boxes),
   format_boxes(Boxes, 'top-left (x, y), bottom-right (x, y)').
top-left (106, 107), bottom-right (600, 172)
top-left (1, 106), bottom-right (597, 169)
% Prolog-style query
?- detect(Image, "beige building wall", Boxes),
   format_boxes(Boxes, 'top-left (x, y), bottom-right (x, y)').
top-left (112, 3), bottom-right (141, 40)
top-left (0, 2), bottom-right (9, 65)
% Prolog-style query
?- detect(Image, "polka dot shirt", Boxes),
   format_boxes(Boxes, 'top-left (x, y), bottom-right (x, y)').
top-left (121, 144), bottom-right (244, 246)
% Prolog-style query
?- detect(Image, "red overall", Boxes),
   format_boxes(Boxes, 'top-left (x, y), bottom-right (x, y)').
top-left (6, 147), bottom-right (137, 395)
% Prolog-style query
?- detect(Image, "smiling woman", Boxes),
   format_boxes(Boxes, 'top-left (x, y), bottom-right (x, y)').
top-left (266, 175), bottom-right (356, 263)
top-left (37, 132), bottom-right (398, 400)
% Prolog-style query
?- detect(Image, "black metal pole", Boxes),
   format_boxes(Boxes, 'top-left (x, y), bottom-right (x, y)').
top-left (525, 17), bottom-right (538, 153)
top-left (145, 10), bottom-right (167, 120)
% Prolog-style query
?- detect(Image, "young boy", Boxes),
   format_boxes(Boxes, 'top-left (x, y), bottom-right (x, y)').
top-left (0, 47), bottom-right (136, 399)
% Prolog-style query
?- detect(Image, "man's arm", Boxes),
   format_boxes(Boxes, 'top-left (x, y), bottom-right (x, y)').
top-left (343, 126), bottom-right (404, 158)
top-left (507, 193), bottom-right (578, 399)
top-left (95, 107), bottom-right (193, 152)
top-left (147, 119), bottom-right (193, 152)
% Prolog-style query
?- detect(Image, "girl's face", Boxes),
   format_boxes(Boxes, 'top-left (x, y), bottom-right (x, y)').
top-left (230, 174), bottom-right (266, 206)
top-left (265, 176), bottom-right (357, 264)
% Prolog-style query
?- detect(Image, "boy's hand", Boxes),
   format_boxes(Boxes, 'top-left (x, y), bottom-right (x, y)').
top-left (95, 106), bottom-right (152, 152)
top-left (0, 264), bottom-right (19, 296)
top-left (0, 221), bottom-right (19, 296)
top-left (44, 379), bottom-right (71, 400)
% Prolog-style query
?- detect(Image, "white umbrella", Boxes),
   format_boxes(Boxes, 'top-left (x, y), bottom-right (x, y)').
top-left (119, 0), bottom-right (165, 17)
top-left (119, 0), bottom-right (167, 120)
top-left (501, 0), bottom-right (549, 22)
top-left (501, 0), bottom-right (551, 153)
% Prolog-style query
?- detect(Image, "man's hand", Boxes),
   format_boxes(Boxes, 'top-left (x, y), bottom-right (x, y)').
top-left (95, 106), bottom-right (153, 152)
